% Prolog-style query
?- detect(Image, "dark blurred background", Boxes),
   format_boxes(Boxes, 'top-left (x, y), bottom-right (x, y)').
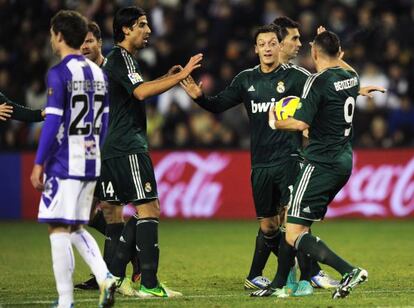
top-left (0, 0), bottom-right (413, 151)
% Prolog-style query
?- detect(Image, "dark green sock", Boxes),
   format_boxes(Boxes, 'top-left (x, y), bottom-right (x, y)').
top-left (103, 223), bottom-right (124, 267)
top-left (247, 229), bottom-right (271, 279)
top-left (310, 259), bottom-right (322, 277)
top-left (296, 233), bottom-right (353, 276)
top-left (270, 235), bottom-right (296, 289)
top-left (110, 216), bottom-right (138, 277)
top-left (136, 218), bottom-right (159, 289)
top-left (297, 251), bottom-right (312, 281)
top-left (88, 210), bottom-right (107, 236)
top-left (263, 228), bottom-right (282, 256)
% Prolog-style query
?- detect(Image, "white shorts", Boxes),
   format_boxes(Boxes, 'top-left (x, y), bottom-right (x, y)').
top-left (38, 175), bottom-right (96, 225)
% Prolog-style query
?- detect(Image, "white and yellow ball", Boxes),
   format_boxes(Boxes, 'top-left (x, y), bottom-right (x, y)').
top-left (273, 96), bottom-right (301, 120)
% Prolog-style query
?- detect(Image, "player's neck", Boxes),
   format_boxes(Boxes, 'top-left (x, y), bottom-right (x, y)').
top-left (279, 52), bottom-right (290, 64)
top-left (59, 46), bottom-right (81, 60)
top-left (117, 41), bottom-right (134, 54)
top-left (96, 54), bottom-right (105, 66)
top-left (260, 61), bottom-right (280, 73)
top-left (315, 58), bottom-right (338, 72)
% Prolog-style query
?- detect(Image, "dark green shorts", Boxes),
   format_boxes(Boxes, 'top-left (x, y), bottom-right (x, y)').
top-left (251, 159), bottom-right (300, 218)
top-left (95, 153), bottom-right (158, 204)
top-left (287, 162), bottom-right (350, 226)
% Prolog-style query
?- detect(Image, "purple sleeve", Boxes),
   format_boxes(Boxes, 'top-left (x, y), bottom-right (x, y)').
top-left (44, 68), bottom-right (65, 116)
top-left (35, 114), bottom-right (61, 165)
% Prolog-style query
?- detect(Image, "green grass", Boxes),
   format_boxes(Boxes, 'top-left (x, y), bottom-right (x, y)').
top-left (0, 220), bottom-right (413, 307)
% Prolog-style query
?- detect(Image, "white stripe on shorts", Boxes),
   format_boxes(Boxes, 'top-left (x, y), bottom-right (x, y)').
top-left (292, 165), bottom-right (314, 217)
top-left (128, 154), bottom-right (145, 199)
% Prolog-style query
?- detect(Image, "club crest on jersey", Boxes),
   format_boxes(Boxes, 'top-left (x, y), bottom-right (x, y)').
top-left (276, 81), bottom-right (285, 93)
top-left (145, 182), bottom-right (152, 193)
top-left (47, 87), bottom-right (53, 96)
top-left (128, 72), bottom-right (143, 84)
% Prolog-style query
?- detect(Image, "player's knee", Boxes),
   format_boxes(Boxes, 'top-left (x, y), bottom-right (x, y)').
top-left (285, 231), bottom-right (297, 247)
top-left (136, 199), bottom-right (160, 218)
top-left (101, 203), bottom-right (123, 224)
top-left (259, 217), bottom-right (279, 234)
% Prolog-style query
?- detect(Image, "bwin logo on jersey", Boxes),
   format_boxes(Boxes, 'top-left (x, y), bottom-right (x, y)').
top-left (251, 98), bottom-right (276, 113)
top-left (276, 81), bottom-right (285, 93)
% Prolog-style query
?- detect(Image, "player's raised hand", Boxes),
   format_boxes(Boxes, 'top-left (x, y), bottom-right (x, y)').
top-left (180, 53), bottom-right (203, 79)
top-left (180, 75), bottom-right (203, 99)
top-left (0, 103), bottom-right (13, 121)
top-left (30, 164), bottom-right (44, 191)
top-left (317, 26), bottom-right (326, 35)
top-left (167, 65), bottom-right (183, 76)
top-left (359, 86), bottom-right (387, 98)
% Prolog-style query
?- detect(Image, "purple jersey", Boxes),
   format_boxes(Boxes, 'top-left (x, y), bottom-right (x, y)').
top-left (36, 54), bottom-right (109, 179)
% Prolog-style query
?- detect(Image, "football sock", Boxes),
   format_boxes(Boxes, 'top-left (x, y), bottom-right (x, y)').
top-left (50, 232), bottom-right (74, 307)
top-left (136, 217), bottom-right (159, 289)
top-left (296, 233), bottom-right (354, 276)
top-left (71, 229), bottom-right (109, 284)
top-left (131, 251), bottom-right (141, 280)
top-left (310, 259), bottom-right (322, 277)
top-left (263, 228), bottom-right (282, 256)
top-left (270, 235), bottom-right (296, 289)
top-left (297, 251), bottom-right (312, 281)
top-left (109, 215), bottom-right (138, 278)
top-left (88, 210), bottom-right (107, 236)
top-left (307, 228), bottom-right (323, 277)
top-left (247, 229), bottom-right (271, 279)
top-left (103, 223), bottom-right (124, 266)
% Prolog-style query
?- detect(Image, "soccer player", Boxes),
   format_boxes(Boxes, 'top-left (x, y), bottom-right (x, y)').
top-left (253, 31), bottom-right (368, 299)
top-left (0, 92), bottom-right (44, 121)
top-left (30, 10), bottom-right (116, 307)
top-left (96, 6), bottom-right (202, 298)
top-left (180, 24), bottom-right (311, 295)
top-left (271, 16), bottom-right (339, 290)
top-left (75, 21), bottom-right (141, 293)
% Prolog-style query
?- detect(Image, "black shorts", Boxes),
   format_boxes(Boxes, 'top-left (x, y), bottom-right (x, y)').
top-left (251, 158), bottom-right (300, 218)
top-left (95, 153), bottom-right (158, 204)
top-left (287, 162), bottom-right (351, 226)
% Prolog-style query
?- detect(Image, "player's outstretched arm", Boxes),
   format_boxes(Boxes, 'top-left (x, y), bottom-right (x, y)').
top-left (0, 103), bottom-right (13, 121)
top-left (268, 107), bottom-right (309, 131)
top-left (180, 75), bottom-right (203, 99)
top-left (359, 86), bottom-right (386, 98)
top-left (133, 53), bottom-right (203, 100)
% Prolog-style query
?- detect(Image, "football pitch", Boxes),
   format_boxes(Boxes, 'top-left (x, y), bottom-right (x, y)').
top-left (0, 220), bottom-right (413, 307)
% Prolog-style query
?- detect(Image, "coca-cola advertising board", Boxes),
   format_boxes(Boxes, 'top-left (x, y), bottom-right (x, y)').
top-left (13, 149), bottom-right (414, 219)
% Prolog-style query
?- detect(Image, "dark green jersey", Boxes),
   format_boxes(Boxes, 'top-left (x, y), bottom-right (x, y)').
top-left (0, 91), bottom-right (43, 122)
top-left (294, 67), bottom-right (360, 173)
top-left (102, 46), bottom-right (148, 160)
top-left (195, 63), bottom-right (310, 168)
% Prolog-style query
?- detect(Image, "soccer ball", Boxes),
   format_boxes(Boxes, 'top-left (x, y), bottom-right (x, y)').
top-left (273, 96), bottom-right (300, 120)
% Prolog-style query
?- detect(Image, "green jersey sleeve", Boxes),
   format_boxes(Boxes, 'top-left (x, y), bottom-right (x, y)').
top-left (195, 74), bottom-right (243, 113)
top-left (294, 75), bottom-right (324, 126)
top-left (0, 91), bottom-right (43, 122)
top-left (104, 49), bottom-right (144, 96)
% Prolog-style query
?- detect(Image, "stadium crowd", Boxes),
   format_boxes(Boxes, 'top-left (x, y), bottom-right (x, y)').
top-left (0, 0), bottom-right (413, 150)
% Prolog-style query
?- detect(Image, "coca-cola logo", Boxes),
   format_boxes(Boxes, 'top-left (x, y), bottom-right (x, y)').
top-left (155, 152), bottom-right (230, 217)
top-left (328, 155), bottom-right (414, 217)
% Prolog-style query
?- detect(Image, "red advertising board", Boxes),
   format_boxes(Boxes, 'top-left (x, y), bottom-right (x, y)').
top-left (21, 149), bottom-right (414, 219)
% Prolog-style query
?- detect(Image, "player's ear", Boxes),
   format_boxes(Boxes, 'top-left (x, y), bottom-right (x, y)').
top-left (122, 26), bottom-right (130, 37)
top-left (254, 45), bottom-right (258, 55)
top-left (56, 32), bottom-right (63, 43)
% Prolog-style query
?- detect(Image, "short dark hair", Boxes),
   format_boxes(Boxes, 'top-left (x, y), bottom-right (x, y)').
top-left (272, 16), bottom-right (300, 42)
top-left (87, 21), bottom-right (101, 41)
top-left (51, 10), bottom-right (88, 49)
top-left (254, 24), bottom-right (281, 44)
top-left (313, 31), bottom-right (341, 57)
top-left (113, 6), bottom-right (146, 43)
